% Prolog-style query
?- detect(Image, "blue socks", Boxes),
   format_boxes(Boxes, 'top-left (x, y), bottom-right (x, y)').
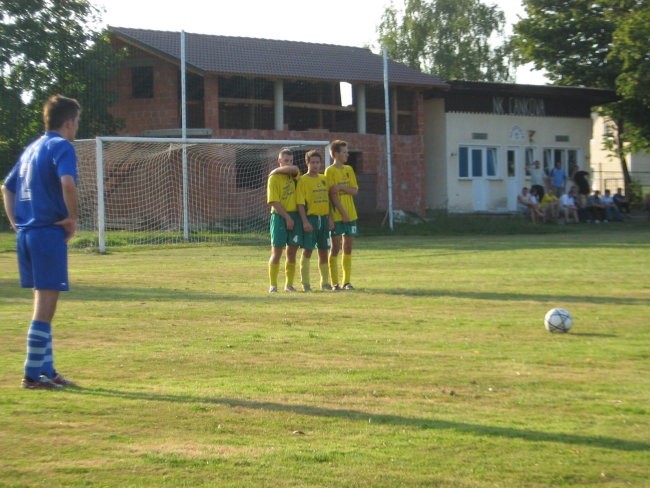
top-left (24, 321), bottom-right (51, 381)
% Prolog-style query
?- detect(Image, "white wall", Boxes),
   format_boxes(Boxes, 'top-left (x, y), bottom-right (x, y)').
top-left (435, 112), bottom-right (593, 212)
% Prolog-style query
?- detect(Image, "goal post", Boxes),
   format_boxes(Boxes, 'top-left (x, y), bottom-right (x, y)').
top-left (74, 136), bottom-right (331, 252)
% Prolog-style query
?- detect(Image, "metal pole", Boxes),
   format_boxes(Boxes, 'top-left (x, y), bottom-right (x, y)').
top-left (181, 30), bottom-right (189, 240)
top-left (383, 45), bottom-right (394, 231)
top-left (95, 137), bottom-right (106, 253)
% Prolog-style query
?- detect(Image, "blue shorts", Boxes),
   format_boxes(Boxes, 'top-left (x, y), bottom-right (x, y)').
top-left (17, 226), bottom-right (69, 291)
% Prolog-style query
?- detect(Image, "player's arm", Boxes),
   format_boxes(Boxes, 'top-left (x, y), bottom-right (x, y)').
top-left (297, 204), bottom-right (312, 232)
top-left (329, 188), bottom-right (349, 222)
top-left (269, 201), bottom-right (294, 230)
top-left (330, 183), bottom-right (358, 197)
top-left (55, 174), bottom-right (78, 242)
top-left (269, 165), bottom-right (299, 176)
top-left (1, 184), bottom-right (17, 232)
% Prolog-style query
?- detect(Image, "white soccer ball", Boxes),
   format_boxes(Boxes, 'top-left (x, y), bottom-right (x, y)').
top-left (544, 308), bottom-right (573, 333)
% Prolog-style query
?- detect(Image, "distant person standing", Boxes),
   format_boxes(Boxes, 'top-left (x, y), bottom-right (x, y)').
top-left (1, 95), bottom-right (81, 389)
top-left (266, 148), bottom-right (302, 292)
top-left (296, 150), bottom-right (334, 291)
top-left (549, 161), bottom-right (567, 197)
top-left (572, 165), bottom-right (591, 206)
top-left (325, 140), bottom-right (359, 290)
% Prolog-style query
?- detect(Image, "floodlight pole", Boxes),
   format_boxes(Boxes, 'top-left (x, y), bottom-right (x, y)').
top-left (383, 45), bottom-right (394, 231)
top-left (181, 30), bottom-right (189, 240)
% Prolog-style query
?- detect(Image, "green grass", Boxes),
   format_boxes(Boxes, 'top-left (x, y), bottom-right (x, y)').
top-left (0, 227), bottom-right (649, 487)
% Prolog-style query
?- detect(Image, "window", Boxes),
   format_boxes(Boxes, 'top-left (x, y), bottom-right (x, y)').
top-left (543, 148), bottom-right (581, 176)
top-left (507, 149), bottom-right (516, 178)
top-left (525, 147), bottom-right (534, 177)
top-left (458, 145), bottom-right (499, 179)
top-left (131, 66), bottom-right (153, 99)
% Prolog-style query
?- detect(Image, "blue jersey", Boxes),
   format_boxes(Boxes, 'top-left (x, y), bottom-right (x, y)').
top-left (3, 132), bottom-right (78, 229)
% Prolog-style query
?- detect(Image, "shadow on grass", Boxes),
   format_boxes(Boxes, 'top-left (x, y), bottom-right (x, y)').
top-left (67, 387), bottom-right (649, 452)
top-left (369, 287), bottom-right (647, 306)
top-left (1, 279), bottom-right (645, 307)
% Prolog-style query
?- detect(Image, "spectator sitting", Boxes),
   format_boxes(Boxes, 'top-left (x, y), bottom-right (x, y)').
top-left (602, 189), bottom-right (624, 222)
top-left (539, 185), bottom-right (560, 222)
top-left (586, 190), bottom-right (607, 223)
top-left (613, 188), bottom-right (631, 214)
top-left (559, 186), bottom-right (579, 224)
top-left (517, 187), bottom-right (544, 223)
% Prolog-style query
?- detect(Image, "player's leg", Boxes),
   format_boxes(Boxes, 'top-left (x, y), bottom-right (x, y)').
top-left (300, 248), bottom-right (313, 291)
top-left (268, 214), bottom-right (287, 292)
top-left (342, 235), bottom-right (354, 289)
top-left (268, 246), bottom-right (284, 292)
top-left (285, 245), bottom-right (298, 291)
top-left (20, 228), bottom-right (67, 388)
top-left (329, 234), bottom-right (342, 289)
top-left (317, 248), bottom-right (329, 289)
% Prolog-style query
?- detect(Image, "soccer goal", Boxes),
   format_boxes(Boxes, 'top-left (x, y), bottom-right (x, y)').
top-left (74, 137), bottom-right (331, 252)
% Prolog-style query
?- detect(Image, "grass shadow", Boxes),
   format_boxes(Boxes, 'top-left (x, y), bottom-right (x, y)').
top-left (369, 287), bottom-right (647, 306)
top-left (67, 387), bottom-right (649, 453)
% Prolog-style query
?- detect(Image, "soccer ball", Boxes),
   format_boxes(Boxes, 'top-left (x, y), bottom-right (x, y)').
top-left (544, 308), bottom-right (573, 333)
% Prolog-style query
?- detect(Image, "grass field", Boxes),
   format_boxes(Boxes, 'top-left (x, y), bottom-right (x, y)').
top-left (0, 225), bottom-right (649, 487)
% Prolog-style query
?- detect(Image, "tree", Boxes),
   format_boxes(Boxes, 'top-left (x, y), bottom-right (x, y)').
top-left (377, 0), bottom-right (514, 82)
top-left (511, 0), bottom-right (650, 194)
top-left (0, 0), bottom-right (122, 178)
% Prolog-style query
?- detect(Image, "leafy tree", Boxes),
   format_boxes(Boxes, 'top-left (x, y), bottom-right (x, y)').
top-left (511, 0), bottom-right (650, 193)
top-left (0, 0), bottom-right (122, 178)
top-left (377, 0), bottom-right (514, 82)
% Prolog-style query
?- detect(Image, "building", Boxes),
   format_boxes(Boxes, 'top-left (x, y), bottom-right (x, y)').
top-left (104, 27), bottom-right (617, 218)
top-left (590, 115), bottom-right (650, 196)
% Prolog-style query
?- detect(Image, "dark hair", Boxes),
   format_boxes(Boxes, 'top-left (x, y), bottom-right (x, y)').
top-left (43, 95), bottom-right (81, 131)
top-left (305, 149), bottom-right (322, 162)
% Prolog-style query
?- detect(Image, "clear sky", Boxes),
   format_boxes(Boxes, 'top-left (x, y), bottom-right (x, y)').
top-left (95, 0), bottom-right (548, 85)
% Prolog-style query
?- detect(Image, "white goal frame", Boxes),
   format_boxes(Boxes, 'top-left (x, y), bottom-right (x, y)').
top-left (77, 136), bottom-right (331, 253)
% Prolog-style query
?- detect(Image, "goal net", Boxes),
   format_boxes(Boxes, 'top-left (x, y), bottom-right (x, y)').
top-left (74, 137), bottom-right (331, 252)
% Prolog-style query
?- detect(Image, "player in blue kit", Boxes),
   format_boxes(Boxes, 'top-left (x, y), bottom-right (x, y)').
top-left (2, 95), bottom-right (81, 389)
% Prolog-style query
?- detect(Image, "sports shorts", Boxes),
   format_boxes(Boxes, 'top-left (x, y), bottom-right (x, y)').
top-left (17, 226), bottom-right (69, 291)
top-left (301, 215), bottom-right (330, 250)
top-left (330, 220), bottom-right (359, 237)
top-left (270, 212), bottom-right (302, 248)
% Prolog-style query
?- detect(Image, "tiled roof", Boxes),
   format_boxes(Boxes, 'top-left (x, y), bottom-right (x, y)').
top-left (110, 27), bottom-right (448, 89)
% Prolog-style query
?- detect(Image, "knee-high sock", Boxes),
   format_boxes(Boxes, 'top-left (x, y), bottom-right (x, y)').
top-left (285, 262), bottom-right (296, 287)
top-left (342, 254), bottom-right (352, 285)
top-left (24, 320), bottom-right (50, 381)
top-left (42, 332), bottom-right (55, 378)
top-left (300, 255), bottom-right (310, 286)
top-left (329, 254), bottom-right (339, 286)
top-left (269, 263), bottom-right (280, 287)
top-left (319, 262), bottom-right (329, 287)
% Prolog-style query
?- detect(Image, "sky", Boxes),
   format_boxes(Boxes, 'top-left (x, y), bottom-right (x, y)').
top-left (96, 0), bottom-right (548, 85)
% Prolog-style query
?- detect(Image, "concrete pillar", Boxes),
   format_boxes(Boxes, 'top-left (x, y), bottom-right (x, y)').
top-left (356, 84), bottom-right (366, 134)
top-left (274, 79), bottom-right (284, 131)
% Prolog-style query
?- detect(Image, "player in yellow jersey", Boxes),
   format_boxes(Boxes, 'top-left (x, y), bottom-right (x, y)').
top-left (325, 140), bottom-right (359, 290)
top-left (296, 150), bottom-right (334, 292)
top-left (267, 148), bottom-right (302, 292)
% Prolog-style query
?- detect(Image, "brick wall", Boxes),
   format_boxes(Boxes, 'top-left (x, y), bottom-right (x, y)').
top-left (108, 42), bottom-right (427, 216)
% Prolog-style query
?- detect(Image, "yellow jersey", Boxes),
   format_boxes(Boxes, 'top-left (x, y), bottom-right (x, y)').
top-left (324, 164), bottom-right (358, 222)
top-left (296, 173), bottom-right (330, 217)
top-left (267, 173), bottom-right (298, 213)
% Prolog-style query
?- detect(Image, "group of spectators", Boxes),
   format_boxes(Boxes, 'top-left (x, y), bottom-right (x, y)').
top-left (518, 160), bottom-right (631, 224)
